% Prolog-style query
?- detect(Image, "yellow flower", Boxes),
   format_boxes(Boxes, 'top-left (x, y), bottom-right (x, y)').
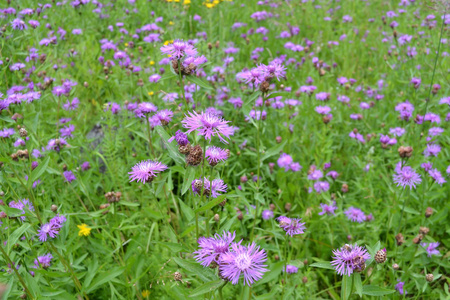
top-left (167, 54), bottom-right (172, 58)
top-left (174, 0), bottom-right (180, 2)
top-left (77, 224), bottom-right (91, 236)
top-left (169, 21), bottom-right (174, 25)
top-left (142, 290), bottom-right (150, 297)
top-left (124, 42), bottom-right (129, 47)
top-left (184, 0), bottom-right (191, 4)
top-left (213, 0), bottom-right (219, 4)
top-left (164, 40), bottom-right (170, 46)
top-left (166, 0), bottom-right (173, 2)
top-left (205, 3), bottom-right (214, 8)
top-left (148, 91), bottom-right (154, 96)
top-left (149, 60), bottom-right (155, 65)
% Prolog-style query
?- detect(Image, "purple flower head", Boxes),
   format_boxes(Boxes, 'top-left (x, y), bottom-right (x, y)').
top-left (423, 143), bottom-right (441, 157)
top-left (46, 138), bottom-right (68, 152)
top-left (182, 111), bottom-right (234, 143)
top-left (331, 244), bottom-right (370, 276)
top-left (261, 210), bottom-right (274, 220)
top-left (307, 169), bottom-right (323, 180)
top-left (194, 231), bottom-right (236, 267)
top-left (277, 153), bottom-right (293, 171)
top-left (283, 265), bottom-right (298, 273)
top-left (315, 105), bottom-right (331, 115)
top-left (314, 181), bottom-right (330, 193)
top-left (395, 280), bottom-right (407, 295)
top-left (155, 109), bottom-right (173, 126)
top-left (60, 124), bottom-right (75, 138)
top-left (277, 216), bottom-right (306, 237)
top-left (410, 77), bottom-right (421, 88)
top-left (81, 161), bottom-right (90, 171)
top-left (319, 201), bottom-right (337, 216)
top-left (37, 223), bottom-right (59, 242)
top-left (219, 242), bottom-right (268, 286)
top-left (205, 146), bottom-right (229, 166)
top-left (170, 130), bottom-right (189, 146)
top-left (137, 102), bottom-right (157, 115)
top-left (128, 160), bottom-right (168, 184)
top-left (421, 242), bottom-right (440, 257)
top-left (326, 171), bottom-right (339, 179)
top-left (9, 199), bottom-right (34, 221)
top-left (36, 253), bottom-right (53, 268)
top-left (63, 171), bottom-right (76, 183)
top-left (160, 39), bottom-right (197, 59)
top-left (393, 165), bottom-right (421, 189)
top-left (344, 207), bottom-right (366, 223)
top-left (11, 19), bottom-right (28, 30)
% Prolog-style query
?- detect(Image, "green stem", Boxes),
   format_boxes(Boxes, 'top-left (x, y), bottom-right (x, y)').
top-left (396, 189), bottom-right (410, 234)
top-left (146, 116), bottom-right (156, 157)
top-left (0, 244), bottom-right (34, 299)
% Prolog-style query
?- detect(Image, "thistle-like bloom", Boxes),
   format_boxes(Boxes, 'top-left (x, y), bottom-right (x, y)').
top-left (128, 160), bottom-right (168, 184)
top-left (319, 201), bottom-right (337, 216)
top-left (428, 169), bottom-right (446, 185)
top-left (277, 216), bottom-right (306, 236)
top-left (314, 181), bottom-right (330, 193)
top-left (283, 265), bottom-right (298, 274)
top-left (182, 111), bottom-right (234, 143)
top-left (205, 146), bottom-right (229, 166)
top-left (393, 165), bottom-right (422, 189)
top-left (37, 223), bottom-right (59, 242)
top-left (9, 199), bottom-right (34, 221)
top-left (35, 253), bottom-right (53, 268)
top-left (261, 210), bottom-right (274, 220)
top-left (344, 207), bottom-right (366, 223)
top-left (423, 143), bottom-right (441, 157)
top-left (63, 171), bottom-right (76, 183)
top-left (155, 109), bottom-right (173, 126)
top-left (421, 242), bottom-right (440, 257)
top-left (194, 231), bottom-right (236, 267)
top-left (395, 280), bottom-right (407, 295)
top-left (219, 242), bottom-right (268, 286)
top-left (160, 39), bottom-right (197, 59)
top-left (331, 244), bottom-right (370, 276)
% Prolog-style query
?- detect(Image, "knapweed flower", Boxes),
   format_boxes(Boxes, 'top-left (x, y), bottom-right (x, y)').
top-left (421, 242), bottom-right (440, 257)
top-left (428, 169), bottom-right (446, 185)
top-left (283, 265), bottom-right (298, 274)
top-left (423, 143), bottom-right (441, 157)
top-left (35, 254), bottom-right (53, 269)
top-left (314, 181), bottom-right (330, 193)
top-left (395, 280), bottom-right (407, 295)
top-left (155, 109), bottom-right (173, 126)
top-left (192, 178), bottom-right (227, 198)
top-left (128, 160), bottom-right (168, 184)
top-left (77, 224), bottom-right (91, 236)
top-left (219, 242), bottom-right (268, 286)
top-left (194, 231), bottom-right (235, 267)
top-left (319, 201), bottom-right (337, 216)
top-left (344, 207), bottom-right (366, 223)
top-left (205, 146), bottom-right (229, 166)
top-left (277, 216), bottom-right (306, 236)
top-left (262, 210), bottom-right (274, 220)
top-left (393, 165), bottom-right (422, 189)
top-left (63, 171), bottom-right (76, 183)
top-left (182, 111), bottom-right (234, 143)
top-left (9, 199), bottom-right (34, 221)
top-left (331, 244), bottom-right (370, 276)
top-left (81, 161), bottom-right (91, 171)
top-left (160, 39), bottom-right (197, 59)
top-left (37, 223), bottom-right (59, 242)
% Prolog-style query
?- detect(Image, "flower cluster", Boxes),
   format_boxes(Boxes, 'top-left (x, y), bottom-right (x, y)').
top-left (37, 214), bottom-right (67, 242)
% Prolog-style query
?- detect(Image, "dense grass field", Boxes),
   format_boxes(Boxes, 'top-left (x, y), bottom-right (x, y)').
top-left (0, 0), bottom-right (449, 299)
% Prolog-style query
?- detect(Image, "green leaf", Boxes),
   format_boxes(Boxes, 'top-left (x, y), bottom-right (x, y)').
top-left (353, 273), bottom-right (362, 297)
top-left (0, 206), bottom-right (25, 217)
top-left (156, 242), bottom-right (182, 252)
top-left (159, 72), bottom-right (177, 81)
top-left (187, 76), bottom-right (213, 90)
top-left (261, 141), bottom-right (287, 162)
top-left (28, 156), bottom-right (50, 188)
top-left (310, 261), bottom-right (335, 270)
top-left (267, 92), bottom-right (289, 99)
top-left (172, 257), bottom-right (216, 282)
top-left (254, 261), bottom-right (284, 286)
top-left (341, 275), bottom-right (353, 300)
top-left (361, 285), bottom-right (396, 296)
top-left (219, 215), bottom-right (237, 232)
top-left (179, 198), bottom-right (195, 222)
top-left (0, 114), bottom-right (14, 123)
top-left (154, 126), bottom-right (184, 165)
top-left (86, 267), bottom-right (125, 293)
top-left (194, 193), bottom-right (235, 213)
top-left (8, 223), bottom-right (31, 252)
top-left (118, 201), bottom-right (140, 207)
top-left (189, 280), bottom-right (224, 298)
top-left (182, 167), bottom-right (195, 195)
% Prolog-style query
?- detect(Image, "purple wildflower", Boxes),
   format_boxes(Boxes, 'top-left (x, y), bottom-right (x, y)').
top-left (428, 169), bottom-right (446, 185)
top-left (423, 144), bottom-right (441, 157)
top-left (182, 111), bottom-right (234, 143)
top-left (9, 199), bottom-right (34, 221)
top-left (331, 244), bottom-right (370, 276)
top-left (194, 231), bottom-right (235, 267)
top-left (128, 160), bottom-right (168, 184)
top-left (277, 216), bottom-right (306, 236)
top-left (63, 171), bottom-right (76, 183)
top-left (314, 181), bottom-right (330, 193)
top-left (395, 280), bottom-right (407, 295)
top-left (160, 39), bottom-right (197, 59)
top-left (283, 265), bottom-right (298, 274)
top-left (421, 242), bottom-right (440, 257)
top-left (261, 210), bottom-right (274, 220)
top-left (344, 207), bottom-right (366, 223)
top-left (393, 165), bottom-right (422, 189)
top-left (36, 253), bottom-right (53, 268)
top-left (219, 242), bottom-right (268, 286)
top-left (205, 146), bottom-right (229, 166)
top-left (37, 223), bottom-right (59, 242)
top-left (319, 201), bottom-right (337, 216)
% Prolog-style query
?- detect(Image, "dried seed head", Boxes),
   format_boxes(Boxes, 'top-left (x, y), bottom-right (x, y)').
top-left (274, 255), bottom-right (280, 261)
top-left (426, 273), bottom-right (434, 282)
top-left (237, 210), bottom-right (243, 221)
top-left (375, 249), bottom-right (387, 263)
top-left (186, 145), bottom-right (203, 166)
top-left (302, 276), bottom-right (308, 284)
top-left (341, 183), bottom-right (349, 193)
top-left (395, 233), bottom-right (404, 246)
top-left (425, 207), bottom-right (433, 218)
top-left (219, 199), bottom-right (227, 207)
top-left (99, 203), bottom-right (111, 210)
top-left (193, 180), bottom-right (203, 191)
top-left (173, 272), bottom-right (182, 281)
top-left (419, 227), bottom-right (429, 235)
top-left (259, 81), bottom-right (270, 93)
top-left (412, 234), bottom-right (423, 244)
top-left (19, 128), bottom-right (28, 137)
top-left (398, 146), bottom-right (413, 158)
top-left (284, 203), bottom-right (292, 212)
top-left (269, 204), bottom-right (275, 211)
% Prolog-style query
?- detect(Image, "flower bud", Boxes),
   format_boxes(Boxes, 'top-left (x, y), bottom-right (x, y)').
top-left (174, 271), bottom-right (182, 281)
top-left (214, 214), bottom-right (220, 223)
top-left (375, 249), bottom-right (387, 263)
top-left (51, 204), bottom-right (58, 212)
top-left (425, 207), bottom-right (433, 218)
top-left (426, 273), bottom-right (434, 282)
top-left (392, 263), bottom-right (399, 270)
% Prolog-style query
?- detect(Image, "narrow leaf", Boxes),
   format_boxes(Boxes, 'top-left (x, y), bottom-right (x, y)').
top-left (172, 257), bottom-right (216, 282)
top-left (182, 167), bottom-right (195, 195)
top-left (29, 156), bottom-right (50, 188)
top-left (154, 126), bottom-right (184, 165)
top-left (353, 273), bottom-right (362, 297)
top-left (361, 285), bottom-right (396, 296)
top-left (189, 280), bottom-right (224, 298)
top-left (187, 76), bottom-right (213, 90)
top-left (310, 261), bottom-right (335, 270)
top-left (341, 275), bottom-right (353, 300)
